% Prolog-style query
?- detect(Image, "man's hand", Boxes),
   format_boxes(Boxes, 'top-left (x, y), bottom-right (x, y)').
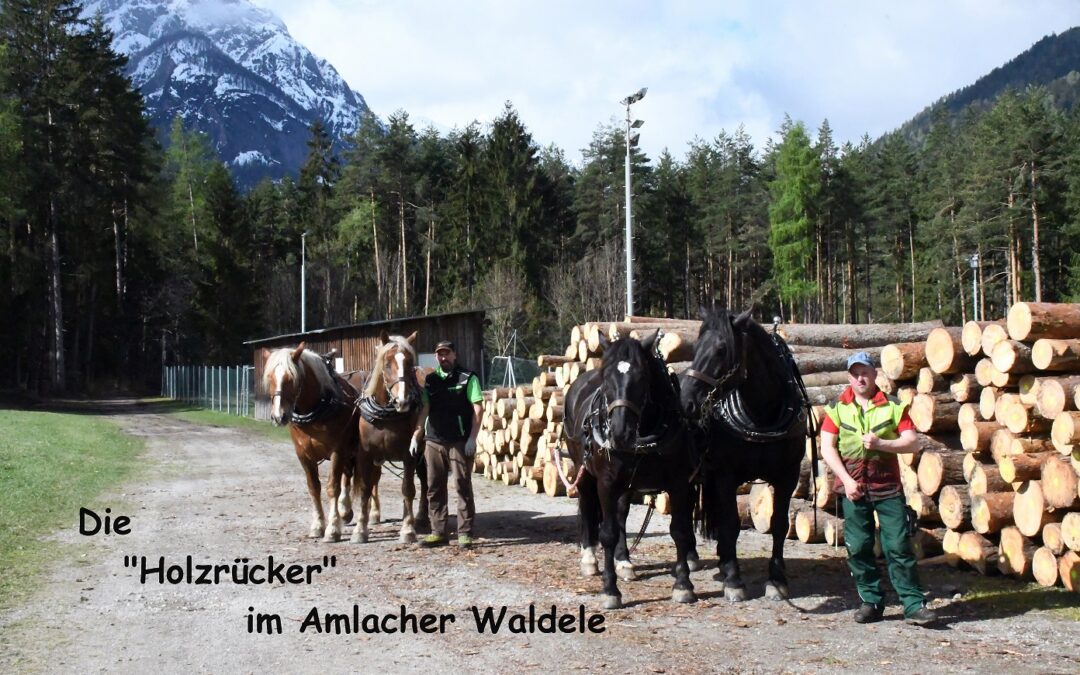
top-left (409, 436), bottom-right (422, 459)
top-left (861, 432), bottom-right (880, 450)
top-left (464, 436), bottom-right (477, 459)
top-left (843, 477), bottom-right (864, 501)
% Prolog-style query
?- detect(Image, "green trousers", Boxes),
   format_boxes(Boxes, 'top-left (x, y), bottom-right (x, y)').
top-left (842, 495), bottom-right (926, 616)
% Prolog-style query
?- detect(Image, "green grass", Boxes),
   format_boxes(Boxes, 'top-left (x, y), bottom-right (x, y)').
top-left (959, 576), bottom-right (1080, 621)
top-left (140, 397), bottom-right (291, 440)
top-left (0, 409), bottom-right (143, 607)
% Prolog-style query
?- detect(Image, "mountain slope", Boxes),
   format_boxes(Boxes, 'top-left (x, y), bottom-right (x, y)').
top-left (82, 0), bottom-right (373, 186)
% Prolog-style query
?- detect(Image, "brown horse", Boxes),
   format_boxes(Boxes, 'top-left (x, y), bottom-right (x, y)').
top-left (264, 343), bottom-right (362, 542)
top-left (351, 331), bottom-right (428, 544)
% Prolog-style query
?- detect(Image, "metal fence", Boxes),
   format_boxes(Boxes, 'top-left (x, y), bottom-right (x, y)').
top-left (161, 365), bottom-right (256, 417)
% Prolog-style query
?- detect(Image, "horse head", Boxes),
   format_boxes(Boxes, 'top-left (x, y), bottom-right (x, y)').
top-left (264, 342), bottom-right (308, 426)
top-left (599, 334), bottom-right (655, 450)
top-left (680, 307), bottom-right (753, 420)
top-left (371, 331), bottom-right (419, 413)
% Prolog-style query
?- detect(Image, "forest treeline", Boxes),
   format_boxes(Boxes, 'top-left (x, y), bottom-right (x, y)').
top-left (2, 1), bottom-right (1080, 392)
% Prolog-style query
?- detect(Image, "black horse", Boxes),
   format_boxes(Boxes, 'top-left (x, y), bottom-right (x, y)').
top-left (562, 333), bottom-right (699, 610)
top-left (680, 307), bottom-right (810, 602)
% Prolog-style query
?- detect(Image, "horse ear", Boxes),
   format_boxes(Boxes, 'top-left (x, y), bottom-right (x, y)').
top-left (291, 342), bottom-right (306, 362)
top-left (639, 329), bottom-right (659, 352)
top-left (379, 330), bottom-right (390, 345)
top-left (405, 331), bottom-right (417, 345)
top-left (733, 307), bottom-right (754, 328)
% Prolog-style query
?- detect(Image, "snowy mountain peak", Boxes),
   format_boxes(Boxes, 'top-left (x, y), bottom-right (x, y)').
top-left (82, 0), bottom-right (373, 186)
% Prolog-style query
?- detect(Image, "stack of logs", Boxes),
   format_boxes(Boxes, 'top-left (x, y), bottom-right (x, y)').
top-left (473, 305), bottom-right (1080, 591)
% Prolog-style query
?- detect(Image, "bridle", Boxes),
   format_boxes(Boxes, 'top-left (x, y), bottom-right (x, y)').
top-left (684, 336), bottom-right (748, 427)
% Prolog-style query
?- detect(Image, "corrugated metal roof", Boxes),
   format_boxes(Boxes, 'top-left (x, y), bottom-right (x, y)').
top-left (243, 308), bottom-right (488, 346)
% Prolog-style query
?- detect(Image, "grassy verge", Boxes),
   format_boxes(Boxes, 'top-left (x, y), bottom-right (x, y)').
top-left (0, 409), bottom-right (143, 608)
top-left (158, 402), bottom-right (291, 440)
top-left (957, 575), bottom-right (1080, 621)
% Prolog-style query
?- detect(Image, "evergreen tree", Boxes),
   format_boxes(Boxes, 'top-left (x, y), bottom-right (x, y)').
top-left (767, 119), bottom-right (820, 321)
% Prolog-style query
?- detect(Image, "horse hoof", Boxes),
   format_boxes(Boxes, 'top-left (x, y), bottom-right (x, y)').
top-left (616, 561), bottom-right (637, 581)
top-left (687, 557), bottom-right (705, 573)
top-left (351, 532), bottom-right (369, 544)
top-left (371, 512), bottom-right (382, 525)
top-left (308, 528), bottom-right (323, 539)
top-left (580, 563), bottom-right (600, 577)
top-left (400, 531), bottom-right (417, 544)
top-left (322, 531), bottom-right (341, 543)
top-left (725, 585), bottom-right (748, 603)
top-left (601, 594), bottom-right (623, 610)
top-left (765, 582), bottom-right (789, 600)
top-left (672, 588), bottom-right (697, 604)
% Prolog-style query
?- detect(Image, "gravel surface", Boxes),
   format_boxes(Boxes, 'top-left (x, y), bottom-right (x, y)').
top-left (1, 402), bottom-right (1078, 674)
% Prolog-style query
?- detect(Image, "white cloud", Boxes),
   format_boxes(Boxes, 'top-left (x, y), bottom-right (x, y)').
top-left (253, 0), bottom-right (1080, 163)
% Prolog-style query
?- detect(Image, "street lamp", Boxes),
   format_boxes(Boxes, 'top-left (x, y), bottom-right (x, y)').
top-left (301, 231), bottom-right (308, 334)
top-left (968, 252), bottom-right (979, 321)
top-left (621, 87), bottom-right (647, 318)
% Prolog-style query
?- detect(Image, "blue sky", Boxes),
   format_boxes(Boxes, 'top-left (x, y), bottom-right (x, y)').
top-left (254, 0), bottom-right (1080, 165)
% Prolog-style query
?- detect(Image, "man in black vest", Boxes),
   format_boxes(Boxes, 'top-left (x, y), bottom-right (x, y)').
top-left (413, 340), bottom-right (483, 547)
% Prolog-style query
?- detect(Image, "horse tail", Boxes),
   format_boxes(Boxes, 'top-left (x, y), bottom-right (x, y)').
top-left (693, 470), bottom-right (722, 542)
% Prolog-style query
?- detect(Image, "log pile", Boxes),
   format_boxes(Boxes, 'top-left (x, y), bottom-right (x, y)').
top-left (471, 306), bottom-right (1080, 591)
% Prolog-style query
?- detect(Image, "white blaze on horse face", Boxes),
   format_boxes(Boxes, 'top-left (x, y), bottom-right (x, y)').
top-left (394, 351), bottom-right (407, 404)
top-left (617, 361), bottom-right (631, 374)
top-left (270, 364), bottom-right (286, 420)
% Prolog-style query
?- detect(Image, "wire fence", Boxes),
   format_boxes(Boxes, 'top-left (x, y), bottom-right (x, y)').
top-left (161, 365), bottom-right (256, 417)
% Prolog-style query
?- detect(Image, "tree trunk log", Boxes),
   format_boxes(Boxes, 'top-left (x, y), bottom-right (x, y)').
top-left (950, 374), bottom-right (983, 403)
top-left (538, 354), bottom-right (577, 368)
top-left (1033, 546), bottom-right (1060, 586)
top-left (750, 483), bottom-right (775, 533)
top-left (542, 462), bottom-right (566, 497)
top-left (801, 371), bottom-right (850, 387)
top-left (1051, 411), bottom-right (1080, 455)
top-left (1014, 480), bottom-right (1067, 537)
top-left (657, 330), bottom-right (697, 363)
top-left (998, 452), bottom-right (1053, 483)
top-left (1061, 511), bottom-right (1080, 553)
top-left (980, 323), bottom-right (1010, 359)
top-left (881, 342), bottom-right (928, 381)
top-left (938, 484), bottom-right (972, 530)
top-left (962, 321), bottom-right (1002, 357)
top-left (908, 491), bottom-right (941, 523)
top-left (777, 320), bottom-right (944, 348)
top-left (926, 327), bottom-right (977, 374)
top-left (958, 531), bottom-right (1000, 575)
top-left (792, 348), bottom-right (884, 376)
top-left (971, 492), bottom-right (1015, 534)
top-left (909, 394), bottom-right (960, 433)
top-left (1059, 550), bottom-right (1080, 591)
top-left (1040, 455), bottom-right (1080, 509)
top-left (1036, 377), bottom-right (1080, 420)
top-left (969, 462), bottom-right (1011, 496)
top-left (1007, 302), bottom-right (1080, 341)
top-left (1043, 521), bottom-right (1066, 555)
top-left (1031, 338), bottom-right (1080, 372)
top-left (998, 526), bottom-right (1037, 578)
top-left (794, 508), bottom-right (827, 543)
top-left (917, 367), bottom-right (948, 394)
top-left (918, 450), bottom-right (966, 496)
top-left (960, 420), bottom-right (1001, 454)
top-left (991, 340), bottom-right (1038, 375)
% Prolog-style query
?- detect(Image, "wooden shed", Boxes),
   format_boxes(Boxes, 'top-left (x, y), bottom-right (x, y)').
top-left (245, 310), bottom-right (486, 421)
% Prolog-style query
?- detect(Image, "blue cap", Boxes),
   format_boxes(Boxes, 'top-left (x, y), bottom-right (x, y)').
top-left (846, 351), bottom-right (875, 370)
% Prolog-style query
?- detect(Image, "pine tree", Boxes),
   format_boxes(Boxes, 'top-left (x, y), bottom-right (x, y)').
top-left (767, 119), bottom-right (820, 321)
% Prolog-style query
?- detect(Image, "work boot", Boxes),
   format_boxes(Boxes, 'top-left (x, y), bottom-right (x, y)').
top-left (854, 602), bottom-right (884, 624)
top-left (420, 534), bottom-right (447, 547)
top-left (905, 606), bottom-right (939, 626)
top-left (457, 534), bottom-right (475, 548)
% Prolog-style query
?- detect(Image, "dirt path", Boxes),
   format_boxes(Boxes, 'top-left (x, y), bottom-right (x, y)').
top-left (2, 403), bottom-right (1078, 674)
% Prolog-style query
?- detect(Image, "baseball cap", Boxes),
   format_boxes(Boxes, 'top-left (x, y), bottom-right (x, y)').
top-left (846, 351), bottom-right (875, 371)
top-left (434, 340), bottom-right (456, 353)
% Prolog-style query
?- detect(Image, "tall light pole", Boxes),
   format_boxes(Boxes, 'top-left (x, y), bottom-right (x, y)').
top-left (621, 87), bottom-right (647, 318)
top-left (301, 231), bottom-right (308, 334)
top-left (969, 252), bottom-right (979, 322)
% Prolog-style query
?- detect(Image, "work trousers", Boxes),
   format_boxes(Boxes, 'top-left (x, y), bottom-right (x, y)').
top-left (842, 494), bottom-right (926, 616)
top-left (424, 439), bottom-right (475, 537)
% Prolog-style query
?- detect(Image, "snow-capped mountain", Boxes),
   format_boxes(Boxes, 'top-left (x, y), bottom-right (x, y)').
top-left (82, 0), bottom-right (373, 187)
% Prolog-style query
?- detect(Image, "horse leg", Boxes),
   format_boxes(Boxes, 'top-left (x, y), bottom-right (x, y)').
top-left (668, 481), bottom-right (697, 604)
top-left (614, 491), bottom-right (636, 581)
top-left (322, 451), bottom-right (345, 542)
top-left (400, 459), bottom-right (418, 543)
top-left (350, 459), bottom-right (374, 544)
top-left (713, 477), bottom-right (748, 602)
top-left (598, 482), bottom-right (623, 609)
top-left (338, 468), bottom-right (354, 524)
top-left (370, 481), bottom-right (382, 524)
top-left (577, 472), bottom-right (601, 577)
top-left (299, 456), bottom-right (325, 539)
top-left (765, 465), bottom-right (799, 600)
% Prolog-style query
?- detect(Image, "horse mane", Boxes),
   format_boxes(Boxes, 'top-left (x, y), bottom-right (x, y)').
top-left (365, 335), bottom-right (417, 397)
top-left (262, 348), bottom-right (336, 395)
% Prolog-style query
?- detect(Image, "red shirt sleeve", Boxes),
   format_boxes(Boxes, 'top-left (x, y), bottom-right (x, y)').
top-left (820, 415), bottom-right (839, 434)
top-left (896, 408), bottom-right (915, 433)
